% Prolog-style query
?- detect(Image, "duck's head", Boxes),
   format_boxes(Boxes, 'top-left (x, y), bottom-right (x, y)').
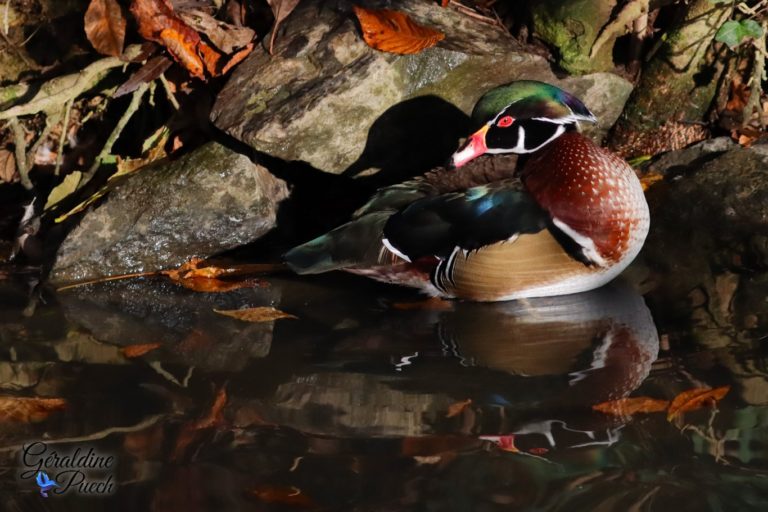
top-left (451, 81), bottom-right (596, 168)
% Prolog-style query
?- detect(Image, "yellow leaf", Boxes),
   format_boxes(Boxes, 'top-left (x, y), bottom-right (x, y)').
top-left (45, 171), bottom-right (82, 211)
top-left (213, 307), bottom-right (297, 323)
top-left (353, 6), bottom-right (445, 55)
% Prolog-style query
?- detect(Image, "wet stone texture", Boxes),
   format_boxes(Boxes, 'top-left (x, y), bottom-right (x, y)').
top-left (639, 140), bottom-right (768, 338)
top-left (211, 0), bottom-right (633, 176)
top-left (49, 142), bottom-right (289, 285)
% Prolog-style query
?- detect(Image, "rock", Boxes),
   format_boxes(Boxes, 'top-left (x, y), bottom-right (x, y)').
top-left (49, 142), bottom-right (289, 284)
top-left (639, 141), bottom-right (768, 334)
top-left (211, 1), bottom-right (632, 176)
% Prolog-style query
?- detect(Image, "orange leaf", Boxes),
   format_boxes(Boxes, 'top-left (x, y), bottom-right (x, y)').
top-left (667, 386), bottom-right (730, 421)
top-left (446, 398), bottom-right (472, 418)
top-left (213, 307), bottom-right (297, 323)
top-left (592, 397), bottom-right (670, 416)
top-left (160, 27), bottom-right (206, 79)
top-left (171, 386), bottom-right (227, 461)
top-left (353, 6), bottom-right (445, 55)
top-left (162, 259), bottom-right (266, 292)
top-left (121, 342), bottom-right (162, 358)
top-left (85, 0), bottom-right (127, 57)
top-left (221, 42), bottom-right (254, 75)
top-left (0, 397), bottom-right (67, 423)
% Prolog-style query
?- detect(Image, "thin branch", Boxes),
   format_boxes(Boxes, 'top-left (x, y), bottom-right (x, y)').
top-left (8, 116), bottom-right (32, 190)
top-left (159, 73), bottom-right (180, 110)
top-left (55, 99), bottom-right (73, 176)
top-left (78, 81), bottom-right (150, 189)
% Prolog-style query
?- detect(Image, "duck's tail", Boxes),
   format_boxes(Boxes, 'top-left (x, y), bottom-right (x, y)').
top-left (283, 212), bottom-right (392, 274)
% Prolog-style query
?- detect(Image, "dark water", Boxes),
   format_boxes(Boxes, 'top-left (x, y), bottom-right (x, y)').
top-left (0, 270), bottom-right (767, 511)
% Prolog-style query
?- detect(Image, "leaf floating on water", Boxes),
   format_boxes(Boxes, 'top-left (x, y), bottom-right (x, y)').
top-left (446, 398), bottom-right (472, 418)
top-left (592, 396), bottom-right (670, 416)
top-left (85, 0), bottom-right (127, 57)
top-left (0, 397), bottom-right (67, 423)
top-left (353, 6), bottom-right (445, 55)
top-left (172, 386), bottom-right (227, 461)
top-left (667, 386), bottom-right (730, 421)
top-left (121, 342), bottom-right (162, 358)
top-left (214, 307), bottom-right (298, 323)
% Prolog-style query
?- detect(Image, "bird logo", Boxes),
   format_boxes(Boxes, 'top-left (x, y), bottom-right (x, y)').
top-left (35, 471), bottom-right (59, 497)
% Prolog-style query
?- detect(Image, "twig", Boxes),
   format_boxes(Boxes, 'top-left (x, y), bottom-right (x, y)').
top-left (743, 20), bottom-right (767, 129)
top-left (54, 99), bottom-right (73, 176)
top-left (0, 44), bottom-right (142, 120)
top-left (8, 116), bottom-right (32, 190)
top-left (159, 73), bottom-right (180, 110)
top-left (78, 82), bottom-right (149, 189)
top-left (56, 270), bottom-right (159, 291)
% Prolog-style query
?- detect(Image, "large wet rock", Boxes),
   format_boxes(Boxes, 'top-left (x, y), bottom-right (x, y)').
top-left (639, 140), bottom-right (768, 336)
top-left (50, 142), bottom-right (289, 284)
top-left (211, 1), bottom-right (632, 176)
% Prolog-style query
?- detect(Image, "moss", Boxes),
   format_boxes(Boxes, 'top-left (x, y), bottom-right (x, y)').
top-left (530, 0), bottom-right (616, 75)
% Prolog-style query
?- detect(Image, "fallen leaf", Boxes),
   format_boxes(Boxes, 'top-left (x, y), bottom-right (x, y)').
top-left (446, 398), bottom-right (472, 418)
top-left (85, 0), bottom-right (127, 57)
top-left (640, 172), bottom-right (664, 192)
top-left (266, 0), bottom-right (301, 54)
top-left (213, 307), bottom-right (297, 323)
top-left (178, 8), bottom-right (255, 54)
top-left (121, 342), bottom-right (162, 358)
top-left (353, 6), bottom-right (445, 55)
top-left (115, 55), bottom-right (173, 98)
top-left (592, 396), bottom-right (670, 416)
top-left (479, 434), bottom-right (518, 453)
top-left (0, 397), bottom-right (67, 423)
top-left (44, 171), bottom-right (82, 211)
top-left (667, 386), bottom-right (730, 421)
top-left (220, 42), bottom-right (254, 74)
top-left (0, 150), bottom-right (18, 183)
top-left (392, 297), bottom-right (453, 311)
top-left (249, 485), bottom-right (315, 507)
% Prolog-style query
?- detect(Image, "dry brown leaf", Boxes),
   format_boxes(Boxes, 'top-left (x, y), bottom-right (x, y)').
top-left (392, 297), bottom-right (453, 311)
top-left (85, 0), bottom-right (127, 57)
top-left (220, 42), bottom-right (254, 75)
top-left (0, 150), bottom-right (18, 184)
top-left (266, 0), bottom-right (301, 55)
top-left (667, 386), bottom-right (730, 421)
top-left (592, 396), bottom-right (670, 416)
top-left (0, 397), bottom-right (67, 423)
top-left (353, 6), bottom-right (445, 55)
top-left (121, 342), bottom-right (162, 358)
top-left (162, 258), bottom-right (268, 292)
top-left (446, 398), bottom-right (472, 418)
top-left (640, 172), bottom-right (664, 192)
top-left (178, 8), bottom-right (255, 54)
top-left (213, 307), bottom-right (297, 323)
top-left (115, 55), bottom-right (173, 98)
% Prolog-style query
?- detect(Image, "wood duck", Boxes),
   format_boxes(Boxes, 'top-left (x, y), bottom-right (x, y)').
top-left (284, 81), bottom-right (650, 301)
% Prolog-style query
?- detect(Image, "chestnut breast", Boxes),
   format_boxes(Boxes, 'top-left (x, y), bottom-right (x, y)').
top-left (520, 133), bottom-right (649, 263)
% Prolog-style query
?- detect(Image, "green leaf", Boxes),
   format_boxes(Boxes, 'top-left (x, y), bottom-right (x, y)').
top-left (44, 171), bottom-right (82, 211)
top-left (716, 19), bottom-right (764, 49)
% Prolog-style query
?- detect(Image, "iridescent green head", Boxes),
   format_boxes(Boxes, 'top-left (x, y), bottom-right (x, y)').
top-left (452, 80), bottom-right (596, 168)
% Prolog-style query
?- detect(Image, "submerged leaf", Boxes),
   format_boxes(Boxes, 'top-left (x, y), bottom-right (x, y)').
top-left (85, 0), bottom-right (127, 57)
top-left (353, 6), bottom-right (445, 55)
top-left (0, 397), bottom-right (67, 423)
top-left (593, 396), bottom-right (669, 416)
top-left (122, 343), bottom-right (162, 358)
top-left (214, 307), bottom-right (297, 323)
top-left (667, 386), bottom-right (730, 421)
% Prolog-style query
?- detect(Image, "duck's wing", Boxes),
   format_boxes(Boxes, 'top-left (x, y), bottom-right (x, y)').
top-left (382, 178), bottom-right (549, 261)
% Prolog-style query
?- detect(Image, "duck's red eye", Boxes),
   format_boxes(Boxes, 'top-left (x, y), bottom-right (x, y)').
top-left (497, 115), bottom-right (514, 128)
